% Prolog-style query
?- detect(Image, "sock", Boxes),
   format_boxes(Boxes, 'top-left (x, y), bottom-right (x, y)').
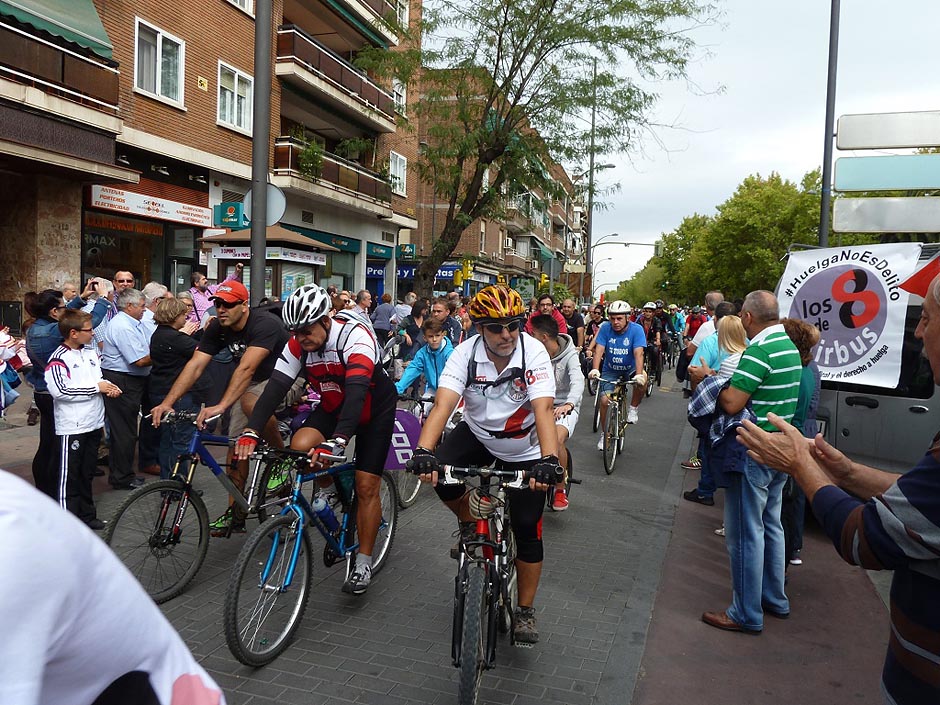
top-left (356, 553), bottom-right (373, 570)
top-left (630, 405), bottom-right (638, 412)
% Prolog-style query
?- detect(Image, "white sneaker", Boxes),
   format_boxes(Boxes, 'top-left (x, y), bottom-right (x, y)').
top-left (597, 436), bottom-right (604, 451)
top-left (627, 407), bottom-right (639, 424)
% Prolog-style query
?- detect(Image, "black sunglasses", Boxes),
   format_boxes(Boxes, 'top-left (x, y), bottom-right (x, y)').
top-left (215, 299), bottom-right (244, 309)
top-left (483, 319), bottom-right (523, 335)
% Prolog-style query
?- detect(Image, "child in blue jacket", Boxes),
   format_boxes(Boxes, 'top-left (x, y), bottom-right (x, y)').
top-left (395, 318), bottom-right (454, 397)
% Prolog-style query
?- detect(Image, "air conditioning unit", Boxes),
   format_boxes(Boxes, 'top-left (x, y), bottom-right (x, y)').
top-left (530, 259), bottom-right (539, 271)
top-left (503, 236), bottom-right (515, 250)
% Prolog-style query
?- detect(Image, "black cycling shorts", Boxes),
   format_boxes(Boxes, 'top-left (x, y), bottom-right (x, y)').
top-left (301, 377), bottom-right (397, 476)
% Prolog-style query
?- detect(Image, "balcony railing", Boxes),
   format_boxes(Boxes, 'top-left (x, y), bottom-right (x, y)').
top-left (0, 21), bottom-right (119, 112)
top-left (274, 136), bottom-right (392, 203)
top-left (276, 25), bottom-right (394, 123)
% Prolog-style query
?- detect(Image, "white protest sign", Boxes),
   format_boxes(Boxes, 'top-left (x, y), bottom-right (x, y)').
top-left (777, 243), bottom-right (921, 388)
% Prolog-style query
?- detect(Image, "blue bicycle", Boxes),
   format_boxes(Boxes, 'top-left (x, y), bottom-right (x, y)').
top-left (104, 411), bottom-right (294, 603)
top-left (223, 445), bottom-right (398, 666)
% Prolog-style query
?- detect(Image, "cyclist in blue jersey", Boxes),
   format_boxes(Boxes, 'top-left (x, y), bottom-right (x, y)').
top-left (588, 300), bottom-right (647, 449)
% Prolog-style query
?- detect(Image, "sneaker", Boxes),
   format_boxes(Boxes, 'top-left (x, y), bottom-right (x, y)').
top-left (596, 436), bottom-right (604, 451)
top-left (86, 518), bottom-right (107, 531)
top-left (342, 564), bottom-right (372, 595)
top-left (683, 489), bottom-right (715, 506)
top-left (27, 406), bottom-right (40, 426)
top-left (714, 526), bottom-right (725, 537)
top-left (513, 606), bottom-right (539, 645)
top-left (450, 521), bottom-right (478, 560)
top-left (209, 507), bottom-right (246, 538)
top-left (552, 489), bottom-right (569, 512)
top-left (626, 407), bottom-right (639, 424)
top-left (266, 462), bottom-right (291, 492)
top-left (680, 457), bottom-right (702, 471)
top-left (789, 550), bottom-right (802, 566)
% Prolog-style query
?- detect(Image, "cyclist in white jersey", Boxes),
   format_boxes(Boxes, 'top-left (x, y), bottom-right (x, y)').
top-left (407, 285), bottom-right (562, 645)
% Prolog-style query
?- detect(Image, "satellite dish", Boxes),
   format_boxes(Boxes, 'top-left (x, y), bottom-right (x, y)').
top-left (243, 184), bottom-right (287, 227)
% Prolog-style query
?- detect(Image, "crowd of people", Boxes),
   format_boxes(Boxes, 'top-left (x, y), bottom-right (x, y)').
top-left (8, 267), bottom-right (940, 705)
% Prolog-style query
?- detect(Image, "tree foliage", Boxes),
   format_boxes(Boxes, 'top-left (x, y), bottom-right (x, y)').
top-left (360, 0), bottom-right (716, 295)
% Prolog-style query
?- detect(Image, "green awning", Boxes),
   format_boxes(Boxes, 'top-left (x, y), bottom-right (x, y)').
top-left (534, 239), bottom-right (553, 261)
top-left (0, 0), bottom-right (113, 59)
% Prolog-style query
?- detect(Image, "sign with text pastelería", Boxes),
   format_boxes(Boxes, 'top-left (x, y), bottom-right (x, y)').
top-left (777, 243), bottom-right (921, 388)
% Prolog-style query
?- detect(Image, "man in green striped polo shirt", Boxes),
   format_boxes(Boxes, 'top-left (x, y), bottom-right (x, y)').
top-left (702, 290), bottom-right (802, 634)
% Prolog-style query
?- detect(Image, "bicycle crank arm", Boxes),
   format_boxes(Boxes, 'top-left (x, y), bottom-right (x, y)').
top-left (568, 478), bottom-right (583, 485)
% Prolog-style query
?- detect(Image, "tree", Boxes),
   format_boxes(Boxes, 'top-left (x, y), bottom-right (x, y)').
top-left (361, 0), bottom-right (716, 296)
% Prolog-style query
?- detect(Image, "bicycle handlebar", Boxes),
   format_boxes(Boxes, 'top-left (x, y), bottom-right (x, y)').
top-left (439, 465), bottom-right (529, 490)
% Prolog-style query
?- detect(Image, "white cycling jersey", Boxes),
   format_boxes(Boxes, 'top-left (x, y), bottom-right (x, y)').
top-left (438, 333), bottom-right (555, 462)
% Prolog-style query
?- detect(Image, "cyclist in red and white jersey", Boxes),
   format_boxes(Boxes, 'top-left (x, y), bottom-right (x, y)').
top-left (407, 285), bottom-right (562, 645)
top-left (235, 284), bottom-right (397, 596)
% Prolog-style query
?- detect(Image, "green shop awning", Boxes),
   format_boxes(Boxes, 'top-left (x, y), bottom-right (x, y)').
top-left (534, 239), bottom-right (554, 261)
top-left (0, 0), bottom-right (113, 59)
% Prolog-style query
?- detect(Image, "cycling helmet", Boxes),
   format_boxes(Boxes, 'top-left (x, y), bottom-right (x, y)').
top-left (607, 300), bottom-right (631, 315)
top-left (643, 301), bottom-right (656, 310)
top-left (282, 284), bottom-right (331, 330)
top-left (655, 299), bottom-right (664, 308)
top-left (468, 285), bottom-right (525, 322)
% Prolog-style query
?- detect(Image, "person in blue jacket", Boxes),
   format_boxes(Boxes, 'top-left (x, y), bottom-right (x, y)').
top-left (395, 317), bottom-right (454, 398)
top-left (25, 284), bottom-right (110, 498)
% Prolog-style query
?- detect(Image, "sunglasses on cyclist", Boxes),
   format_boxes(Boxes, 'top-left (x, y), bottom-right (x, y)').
top-left (214, 299), bottom-right (244, 309)
top-left (482, 319), bottom-right (523, 335)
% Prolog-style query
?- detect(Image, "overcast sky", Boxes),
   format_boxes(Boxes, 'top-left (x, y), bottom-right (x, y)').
top-left (590, 0), bottom-right (940, 294)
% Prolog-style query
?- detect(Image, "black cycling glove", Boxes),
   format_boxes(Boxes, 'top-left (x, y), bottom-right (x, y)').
top-left (406, 447), bottom-right (440, 475)
top-left (530, 455), bottom-right (563, 485)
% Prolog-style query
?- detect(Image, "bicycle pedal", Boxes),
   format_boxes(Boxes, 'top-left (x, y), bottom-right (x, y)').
top-left (511, 640), bottom-right (534, 649)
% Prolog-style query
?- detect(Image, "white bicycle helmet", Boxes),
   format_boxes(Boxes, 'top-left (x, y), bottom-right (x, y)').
top-left (282, 284), bottom-right (331, 330)
top-left (607, 300), bottom-right (631, 315)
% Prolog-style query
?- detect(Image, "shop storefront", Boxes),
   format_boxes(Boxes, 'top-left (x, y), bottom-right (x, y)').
top-left (282, 225), bottom-right (359, 292)
top-left (397, 262), bottom-right (461, 296)
top-left (365, 242), bottom-right (393, 298)
top-left (82, 183), bottom-right (212, 289)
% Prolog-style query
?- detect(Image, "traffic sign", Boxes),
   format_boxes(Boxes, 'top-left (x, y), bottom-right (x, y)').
top-left (243, 184), bottom-right (286, 226)
top-left (837, 111), bottom-right (940, 150)
top-left (833, 197), bottom-right (940, 233)
top-left (834, 154), bottom-right (940, 192)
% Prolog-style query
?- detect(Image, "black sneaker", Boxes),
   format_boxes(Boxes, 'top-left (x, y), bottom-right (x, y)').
top-left (342, 564), bottom-right (372, 595)
top-left (682, 489), bottom-right (715, 506)
top-left (86, 518), bottom-right (107, 531)
top-left (450, 521), bottom-right (478, 560)
top-left (513, 606), bottom-right (539, 645)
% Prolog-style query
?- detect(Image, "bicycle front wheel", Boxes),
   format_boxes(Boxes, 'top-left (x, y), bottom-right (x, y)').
top-left (104, 479), bottom-right (209, 604)
top-left (592, 391), bottom-right (601, 433)
top-left (458, 563), bottom-right (490, 705)
top-left (370, 472), bottom-right (399, 572)
top-left (603, 403), bottom-right (619, 475)
top-left (224, 515), bottom-right (313, 667)
top-left (394, 469), bottom-right (421, 508)
top-left (587, 375), bottom-right (598, 396)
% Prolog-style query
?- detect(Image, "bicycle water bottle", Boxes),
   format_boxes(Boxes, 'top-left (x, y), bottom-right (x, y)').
top-left (312, 494), bottom-right (340, 532)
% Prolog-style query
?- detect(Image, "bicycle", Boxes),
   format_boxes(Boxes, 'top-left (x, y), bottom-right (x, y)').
top-left (223, 446), bottom-right (398, 666)
top-left (599, 376), bottom-right (639, 474)
top-left (104, 411), bottom-right (294, 603)
top-left (433, 464), bottom-right (551, 705)
top-left (643, 346), bottom-right (657, 397)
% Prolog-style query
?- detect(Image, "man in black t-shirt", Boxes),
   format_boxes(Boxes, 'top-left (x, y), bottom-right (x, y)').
top-left (560, 298), bottom-right (585, 348)
top-left (151, 280), bottom-right (290, 536)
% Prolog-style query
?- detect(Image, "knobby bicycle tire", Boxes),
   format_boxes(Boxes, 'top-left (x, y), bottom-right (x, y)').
top-left (603, 402), bottom-right (619, 475)
top-left (104, 479), bottom-right (209, 604)
top-left (498, 527), bottom-right (517, 635)
top-left (458, 563), bottom-right (489, 705)
top-left (224, 515), bottom-right (314, 667)
top-left (394, 468), bottom-right (421, 508)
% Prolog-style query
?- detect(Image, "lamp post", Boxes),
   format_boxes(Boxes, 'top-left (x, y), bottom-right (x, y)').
top-left (577, 161), bottom-right (616, 303)
top-left (818, 0), bottom-right (841, 248)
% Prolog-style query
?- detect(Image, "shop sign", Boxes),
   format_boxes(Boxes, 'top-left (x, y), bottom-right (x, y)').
top-left (214, 202), bottom-right (245, 227)
top-left (397, 264), bottom-right (459, 279)
top-left (367, 242), bottom-right (393, 259)
top-left (90, 186), bottom-right (212, 227)
top-left (396, 244), bottom-right (416, 259)
top-left (211, 245), bottom-right (326, 266)
top-left (84, 211), bottom-right (163, 237)
top-left (366, 264), bottom-right (385, 277)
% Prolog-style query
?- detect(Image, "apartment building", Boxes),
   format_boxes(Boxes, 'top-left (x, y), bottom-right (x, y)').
top-left (0, 0), bottom-right (419, 323)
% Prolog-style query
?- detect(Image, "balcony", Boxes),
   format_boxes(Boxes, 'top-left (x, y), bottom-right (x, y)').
top-left (273, 135), bottom-right (393, 218)
top-left (276, 25), bottom-right (396, 134)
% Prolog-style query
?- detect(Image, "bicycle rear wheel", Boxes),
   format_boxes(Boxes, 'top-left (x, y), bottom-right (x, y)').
top-left (256, 459), bottom-right (296, 523)
top-left (224, 515), bottom-right (313, 667)
top-left (104, 479), bottom-right (209, 604)
top-left (587, 375), bottom-right (598, 396)
top-left (498, 527), bottom-right (517, 634)
top-left (458, 563), bottom-right (490, 705)
top-left (592, 391), bottom-right (601, 433)
top-left (363, 472), bottom-right (398, 573)
top-left (394, 469), bottom-right (421, 508)
top-left (603, 403), bottom-right (619, 475)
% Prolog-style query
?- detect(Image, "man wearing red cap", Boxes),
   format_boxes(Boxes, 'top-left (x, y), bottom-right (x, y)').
top-left (151, 279), bottom-right (289, 536)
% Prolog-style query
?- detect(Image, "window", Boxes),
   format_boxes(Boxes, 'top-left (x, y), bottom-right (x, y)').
top-left (389, 152), bottom-right (407, 196)
top-left (392, 79), bottom-right (407, 115)
top-left (396, 0), bottom-right (409, 26)
top-left (227, 0), bottom-right (253, 13)
top-left (479, 221), bottom-right (486, 254)
top-left (135, 19), bottom-right (184, 105)
top-left (218, 62), bottom-right (253, 134)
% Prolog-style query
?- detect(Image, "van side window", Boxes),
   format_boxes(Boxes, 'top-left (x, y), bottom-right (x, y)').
top-left (821, 305), bottom-right (935, 400)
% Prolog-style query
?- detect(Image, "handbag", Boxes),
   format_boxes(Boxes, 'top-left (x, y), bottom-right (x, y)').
top-left (675, 347), bottom-right (690, 382)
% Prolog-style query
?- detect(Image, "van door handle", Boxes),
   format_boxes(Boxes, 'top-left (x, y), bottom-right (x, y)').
top-left (910, 405), bottom-right (929, 414)
top-left (846, 396), bottom-right (879, 409)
